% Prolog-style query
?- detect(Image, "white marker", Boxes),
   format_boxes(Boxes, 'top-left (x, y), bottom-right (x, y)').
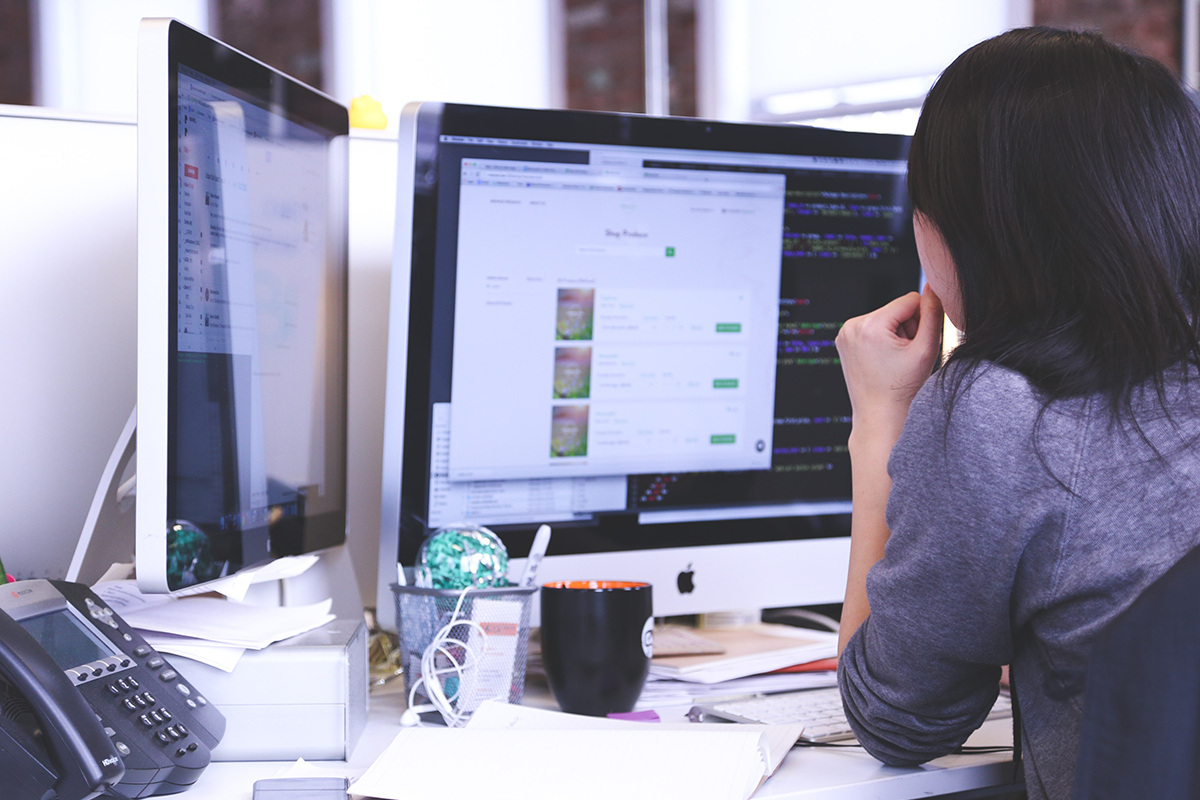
top-left (396, 561), bottom-right (407, 587)
top-left (519, 525), bottom-right (552, 588)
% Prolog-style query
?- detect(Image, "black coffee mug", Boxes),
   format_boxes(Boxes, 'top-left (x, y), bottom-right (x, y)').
top-left (540, 581), bottom-right (653, 716)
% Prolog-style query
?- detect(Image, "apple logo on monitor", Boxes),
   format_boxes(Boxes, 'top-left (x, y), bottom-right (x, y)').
top-left (677, 563), bottom-right (695, 594)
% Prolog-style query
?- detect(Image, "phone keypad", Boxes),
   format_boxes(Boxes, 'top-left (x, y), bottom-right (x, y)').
top-left (108, 675), bottom-right (192, 748)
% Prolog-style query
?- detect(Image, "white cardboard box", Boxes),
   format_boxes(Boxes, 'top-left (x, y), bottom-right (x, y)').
top-left (174, 620), bottom-right (368, 761)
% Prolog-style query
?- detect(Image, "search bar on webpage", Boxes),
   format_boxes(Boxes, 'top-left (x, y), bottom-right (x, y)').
top-left (577, 244), bottom-right (676, 257)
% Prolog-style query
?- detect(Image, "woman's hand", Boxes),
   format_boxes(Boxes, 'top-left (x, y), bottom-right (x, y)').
top-left (835, 285), bottom-right (945, 447)
top-left (835, 285), bottom-right (944, 654)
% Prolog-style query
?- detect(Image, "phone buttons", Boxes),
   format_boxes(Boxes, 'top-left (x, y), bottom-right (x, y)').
top-left (146, 656), bottom-right (165, 670)
top-left (175, 683), bottom-right (191, 697)
top-left (108, 683), bottom-right (122, 697)
top-left (103, 726), bottom-right (116, 737)
top-left (159, 669), bottom-right (178, 682)
top-left (156, 731), bottom-right (173, 745)
top-left (86, 600), bottom-right (119, 629)
top-left (115, 742), bottom-right (131, 757)
top-left (123, 699), bottom-right (138, 712)
top-left (134, 645), bottom-right (151, 658)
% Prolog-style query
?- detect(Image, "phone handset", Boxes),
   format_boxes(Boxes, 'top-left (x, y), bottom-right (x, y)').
top-left (0, 607), bottom-right (124, 800)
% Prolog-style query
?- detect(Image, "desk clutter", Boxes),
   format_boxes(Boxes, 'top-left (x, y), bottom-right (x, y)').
top-left (93, 580), bottom-right (337, 673)
top-left (91, 579), bottom-right (366, 762)
top-left (527, 622), bottom-right (840, 710)
top-left (351, 700), bottom-right (805, 800)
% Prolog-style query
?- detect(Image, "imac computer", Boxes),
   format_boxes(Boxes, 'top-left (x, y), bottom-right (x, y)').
top-left (377, 103), bottom-right (919, 629)
top-left (132, 19), bottom-right (350, 596)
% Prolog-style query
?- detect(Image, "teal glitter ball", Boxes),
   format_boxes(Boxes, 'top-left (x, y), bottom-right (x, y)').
top-left (418, 525), bottom-right (509, 590)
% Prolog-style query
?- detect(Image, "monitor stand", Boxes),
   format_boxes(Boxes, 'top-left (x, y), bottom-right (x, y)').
top-left (68, 408), bottom-right (362, 619)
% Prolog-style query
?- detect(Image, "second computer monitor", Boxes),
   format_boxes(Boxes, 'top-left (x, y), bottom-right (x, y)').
top-left (379, 103), bottom-right (919, 626)
top-left (137, 19), bottom-right (350, 593)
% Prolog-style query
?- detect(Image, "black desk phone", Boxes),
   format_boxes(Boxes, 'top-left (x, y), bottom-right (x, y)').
top-left (0, 579), bottom-right (225, 800)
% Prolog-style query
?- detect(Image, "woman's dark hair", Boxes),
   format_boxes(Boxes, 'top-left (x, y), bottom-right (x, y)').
top-left (909, 27), bottom-right (1200, 408)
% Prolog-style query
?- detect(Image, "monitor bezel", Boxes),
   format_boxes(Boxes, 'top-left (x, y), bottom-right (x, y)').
top-left (387, 101), bottom-right (915, 565)
top-left (136, 18), bottom-right (350, 593)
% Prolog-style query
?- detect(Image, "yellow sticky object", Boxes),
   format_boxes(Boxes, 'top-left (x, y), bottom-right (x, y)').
top-left (350, 95), bottom-right (388, 129)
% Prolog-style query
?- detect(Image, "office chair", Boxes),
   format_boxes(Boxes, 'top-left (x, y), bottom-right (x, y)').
top-left (1072, 544), bottom-right (1200, 799)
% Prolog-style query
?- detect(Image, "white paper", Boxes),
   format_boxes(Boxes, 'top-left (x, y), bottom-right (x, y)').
top-left (650, 629), bottom-right (838, 684)
top-left (142, 632), bottom-right (245, 672)
top-left (170, 554), bottom-right (321, 601)
top-left (639, 671), bottom-right (839, 708)
top-left (171, 571), bottom-right (254, 601)
top-left (466, 700), bottom-right (803, 777)
top-left (456, 598), bottom-right (521, 713)
top-left (93, 581), bottom-right (174, 615)
top-left (349, 727), bottom-right (765, 800)
top-left (117, 597), bottom-right (334, 649)
top-left (95, 563), bottom-right (134, 584)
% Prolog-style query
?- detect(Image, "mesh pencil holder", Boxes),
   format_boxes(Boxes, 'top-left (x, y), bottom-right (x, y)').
top-left (392, 580), bottom-right (537, 721)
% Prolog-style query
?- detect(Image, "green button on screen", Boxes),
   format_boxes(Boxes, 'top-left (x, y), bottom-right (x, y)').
top-left (713, 379), bottom-right (738, 388)
top-left (715, 323), bottom-right (741, 333)
top-left (710, 434), bottom-right (736, 444)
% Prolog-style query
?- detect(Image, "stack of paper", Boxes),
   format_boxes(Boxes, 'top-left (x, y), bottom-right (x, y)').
top-left (650, 624), bottom-right (838, 684)
top-left (94, 580), bottom-right (335, 672)
top-left (349, 701), bottom-right (804, 800)
top-left (637, 671), bottom-right (838, 709)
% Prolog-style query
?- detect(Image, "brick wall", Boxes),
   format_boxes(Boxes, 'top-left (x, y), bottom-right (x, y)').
top-left (0, 2), bottom-right (1184, 114)
top-left (0, 0), bottom-right (32, 105)
top-left (564, 0), bottom-right (696, 116)
top-left (215, 0), bottom-right (324, 90)
top-left (1033, 0), bottom-right (1181, 73)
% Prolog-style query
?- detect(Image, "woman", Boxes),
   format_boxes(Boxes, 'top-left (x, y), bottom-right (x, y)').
top-left (834, 27), bottom-right (1200, 800)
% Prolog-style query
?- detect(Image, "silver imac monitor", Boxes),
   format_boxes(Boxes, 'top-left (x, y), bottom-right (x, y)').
top-left (136, 19), bottom-right (349, 593)
top-left (377, 103), bottom-right (919, 629)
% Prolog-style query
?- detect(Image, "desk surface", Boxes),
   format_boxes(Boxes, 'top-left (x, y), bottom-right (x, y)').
top-left (180, 688), bottom-right (1016, 800)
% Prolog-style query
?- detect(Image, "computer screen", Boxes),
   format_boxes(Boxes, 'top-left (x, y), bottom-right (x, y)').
top-left (379, 103), bottom-right (919, 625)
top-left (136, 19), bottom-right (349, 593)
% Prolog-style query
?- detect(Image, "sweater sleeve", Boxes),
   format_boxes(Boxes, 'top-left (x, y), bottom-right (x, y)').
top-left (838, 364), bottom-right (1078, 765)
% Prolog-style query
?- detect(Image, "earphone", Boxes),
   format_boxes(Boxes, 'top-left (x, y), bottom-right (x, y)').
top-left (402, 587), bottom-right (489, 728)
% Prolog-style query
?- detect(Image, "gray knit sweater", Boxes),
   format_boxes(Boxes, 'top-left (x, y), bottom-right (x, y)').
top-left (838, 361), bottom-right (1200, 800)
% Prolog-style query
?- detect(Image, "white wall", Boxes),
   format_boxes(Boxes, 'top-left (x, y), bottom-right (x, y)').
top-left (33, 0), bottom-right (555, 125)
top-left (343, 131), bottom-right (396, 605)
top-left (697, 0), bottom-right (1030, 124)
top-left (35, 0), bottom-right (210, 115)
top-left (0, 106), bottom-right (398, 607)
top-left (326, 0), bottom-right (555, 130)
top-left (0, 107), bottom-right (139, 579)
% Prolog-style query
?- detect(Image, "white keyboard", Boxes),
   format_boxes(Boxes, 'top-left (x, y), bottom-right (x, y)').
top-left (695, 687), bottom-right (1013, 743)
